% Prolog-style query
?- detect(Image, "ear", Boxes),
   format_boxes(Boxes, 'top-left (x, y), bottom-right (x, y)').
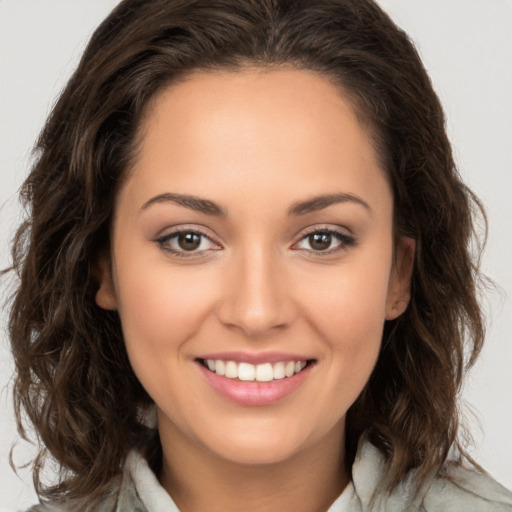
top-left (385, 236), bottom-right (415, 320)
top-left (93, 253), bottom-right (118, 310)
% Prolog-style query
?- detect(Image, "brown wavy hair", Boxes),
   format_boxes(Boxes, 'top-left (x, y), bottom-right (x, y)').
top-left (7, 0), bottom-right (486, 505)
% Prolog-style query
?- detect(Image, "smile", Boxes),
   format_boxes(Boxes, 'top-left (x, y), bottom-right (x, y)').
top-left (196, 356), bottom-right (316, 406)
top-left (199, 359), bottom-right (310, 382)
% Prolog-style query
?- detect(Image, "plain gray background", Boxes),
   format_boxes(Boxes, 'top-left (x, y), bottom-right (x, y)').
top-left (1, 1), bottom-right (511, 510)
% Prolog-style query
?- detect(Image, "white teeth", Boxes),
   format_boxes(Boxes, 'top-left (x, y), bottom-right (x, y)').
top-left (215, 360), bottom-right (225, 376)
top-left (204, 359), bottom-right (310, 381)
top-left (273, 362), bottom-right (285, 379)
top-left (295, 361), bottom-right (306, 373)
top-left (285, 361), bottom-right (295, 377)
top-left (225, 361), bottom-right (238, 378)
top-left (238, 362), bottom-right (255, 381)
top-left (255, 363), bottom-right (274, 382)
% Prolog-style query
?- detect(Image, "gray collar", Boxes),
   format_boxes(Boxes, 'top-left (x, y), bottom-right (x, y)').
top-left (114, 440), bottom-right (512, 512)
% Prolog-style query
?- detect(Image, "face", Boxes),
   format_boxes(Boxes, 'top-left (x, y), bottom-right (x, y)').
top-left (96, 69), bottom-right (413, 467)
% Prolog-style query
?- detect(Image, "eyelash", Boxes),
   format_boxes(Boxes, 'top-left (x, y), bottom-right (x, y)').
top-left (154, 227), bottom-right (356, 259)
top-left (155, 228), bottom-right (218, 259)
top-left (296, 227), bottom-right (356, 255)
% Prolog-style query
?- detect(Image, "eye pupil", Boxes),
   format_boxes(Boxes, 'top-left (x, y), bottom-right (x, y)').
top-left (309, 232), bottom-right (331, 251)
top-left (178, 232), bottom-right (201, 251)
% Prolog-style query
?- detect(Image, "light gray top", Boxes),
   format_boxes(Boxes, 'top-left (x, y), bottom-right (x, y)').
top-left (28, 440), bottom-right (512, 512)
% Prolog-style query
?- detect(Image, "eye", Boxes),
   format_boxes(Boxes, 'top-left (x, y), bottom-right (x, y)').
top-left (155, 229), bottom-right (220, 257)
top-left (294, 229), bottom-right (356, 253)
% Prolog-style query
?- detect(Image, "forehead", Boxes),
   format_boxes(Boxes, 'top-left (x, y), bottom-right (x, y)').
top-left (123, 68), bottom-right (391, 216)
top-left (137, 68), bottom-right (373, 160)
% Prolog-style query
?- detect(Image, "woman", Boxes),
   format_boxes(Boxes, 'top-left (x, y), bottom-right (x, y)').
top-left (5, 0), bottom-right (512, 510)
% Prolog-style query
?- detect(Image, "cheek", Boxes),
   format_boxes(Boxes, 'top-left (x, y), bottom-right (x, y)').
top-left (113, 256), bottom-right (216, 373)
top-left (301, 255), bottom-right (392, 395)
top-left (307, 256), bottom-right (392, 341)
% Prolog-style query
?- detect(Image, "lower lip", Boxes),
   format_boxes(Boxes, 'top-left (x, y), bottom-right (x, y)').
top-left (196, 362), bottom-right (313, 406)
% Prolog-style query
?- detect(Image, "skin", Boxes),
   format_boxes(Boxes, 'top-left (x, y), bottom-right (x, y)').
top-left (96, 68), bottom-right (414, 512)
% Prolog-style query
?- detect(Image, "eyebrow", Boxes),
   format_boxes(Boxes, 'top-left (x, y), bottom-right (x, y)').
top-left (141, 191), bottom-right (371, 217)
top-left (288, 193), bottom-right (372, 216)
top-left (141, 193), bottom-right (227, 216)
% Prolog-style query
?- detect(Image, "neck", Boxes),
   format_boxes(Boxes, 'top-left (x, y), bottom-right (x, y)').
top-left (158, 420), bottom-right (349, 512)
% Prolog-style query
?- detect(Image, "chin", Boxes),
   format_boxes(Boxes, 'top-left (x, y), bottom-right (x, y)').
top-left (197, 419), bottom-right (319, 467)
top-left (211, 438), bottom-right (303, 466)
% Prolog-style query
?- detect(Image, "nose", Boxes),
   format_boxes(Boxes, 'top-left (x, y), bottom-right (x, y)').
top-left (216, 245), bottom-right (295, 339)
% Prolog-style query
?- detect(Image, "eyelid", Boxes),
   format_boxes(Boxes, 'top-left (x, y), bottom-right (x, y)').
top-left (292, 225), bottom-right (357, 254)
top-left (154, 225), bottom-right (222, 258)
top-left (298, 224), bottom-right (353, 237)
top-left (153, 223), bottom-right (356, 259)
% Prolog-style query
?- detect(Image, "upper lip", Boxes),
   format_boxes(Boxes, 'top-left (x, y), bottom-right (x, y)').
top-left (196, 351), bottom-right (314, 365)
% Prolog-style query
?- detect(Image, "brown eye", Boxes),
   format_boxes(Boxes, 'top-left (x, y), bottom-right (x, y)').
top-left (178, 232), bottom-right (202, 251)
top-left (308, 232), bottom-right (332, 251)
top-left (294, 228), bottom-right (356, 254)
top-left (156, 229), bottom-right (220, 257)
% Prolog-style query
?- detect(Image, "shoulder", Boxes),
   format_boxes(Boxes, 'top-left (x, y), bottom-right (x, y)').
top-left (22, 475), bottom-right (126, 512)
top-left (352, 441), bottom-right (512, 512)
top-left (23, 496), bottom-right (118, 512)
top-left (422, 462), bottom-right (512, 512)
top-left (25, 506), bottom-right (67, 512)
top-left (22, 450), bottom-right (171, 512)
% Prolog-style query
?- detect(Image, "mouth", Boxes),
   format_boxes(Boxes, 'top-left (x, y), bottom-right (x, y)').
top-left (197, 358), bottom-right (315, 382)
top-left (195, 356), bottom-right (316, 406)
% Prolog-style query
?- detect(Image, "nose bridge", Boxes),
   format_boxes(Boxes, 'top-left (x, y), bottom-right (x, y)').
top-left (217, 240), bottom-right (293, 337)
